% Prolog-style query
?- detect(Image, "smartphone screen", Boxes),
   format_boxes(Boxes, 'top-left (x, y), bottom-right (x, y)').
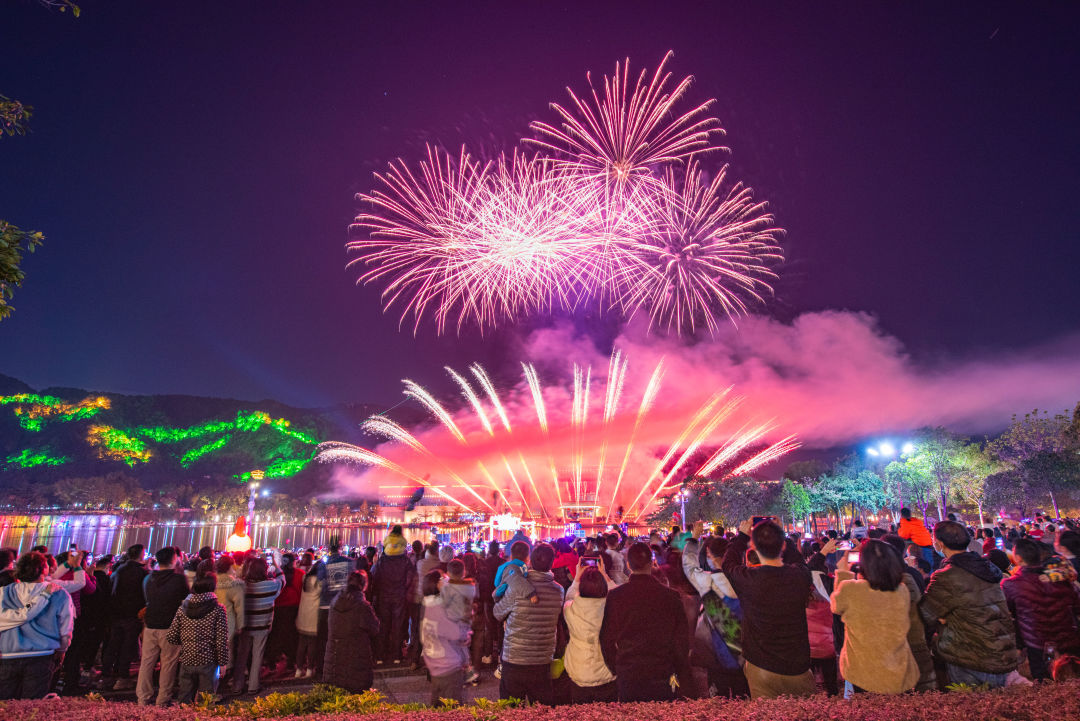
top-left (581, 557), bottom-right (598, 567)
top-left (751, 516), bottom-right (776, 526)
top-left (848, 552), bottom-right (860, 564)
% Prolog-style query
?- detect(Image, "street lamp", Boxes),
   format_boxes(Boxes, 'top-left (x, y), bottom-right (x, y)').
top-left (247, 470), bottom-right (264, 531)
top-left (677, 486), bottom-right (692, 531)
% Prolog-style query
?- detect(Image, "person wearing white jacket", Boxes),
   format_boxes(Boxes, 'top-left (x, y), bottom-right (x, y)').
top-left (563, 563), bottom-right (617, 703)
top-left (294, 569), bottom-right (321, 678)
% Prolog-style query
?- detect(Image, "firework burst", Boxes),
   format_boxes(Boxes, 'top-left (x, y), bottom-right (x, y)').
top-left (317, 354), bottom-right (797, 522)
top-left (347, 52), bottom-right (783, 334)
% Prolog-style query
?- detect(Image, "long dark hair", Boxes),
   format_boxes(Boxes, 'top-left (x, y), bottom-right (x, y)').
top-left (281, 552), bottom-right (296, 585)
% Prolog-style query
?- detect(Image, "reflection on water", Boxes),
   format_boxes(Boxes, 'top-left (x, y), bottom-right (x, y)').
top-left (0, 514), bottom-right (471, 556)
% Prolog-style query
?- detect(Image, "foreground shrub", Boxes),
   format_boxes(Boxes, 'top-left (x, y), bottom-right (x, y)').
top-left (1, 680), bottom-right (1078, 721)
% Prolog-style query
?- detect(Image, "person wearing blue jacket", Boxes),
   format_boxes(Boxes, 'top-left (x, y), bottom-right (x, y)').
top-left (0, 551), bottom-right (75, 699)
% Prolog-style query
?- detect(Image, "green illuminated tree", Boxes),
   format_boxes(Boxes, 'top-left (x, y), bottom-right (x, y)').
top-left (988, 406), bottom-right (1080, 519)
top-left (884, 454), bottom-right (937, 519)
top-left (949, 444), bottom-right (999, 527)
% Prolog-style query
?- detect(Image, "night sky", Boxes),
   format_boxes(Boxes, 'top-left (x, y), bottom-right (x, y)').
top-left (2, 2), bottom-right (1079, 409)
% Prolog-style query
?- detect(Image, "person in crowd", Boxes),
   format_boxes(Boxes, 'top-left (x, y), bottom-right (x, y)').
top-left (441, 558), bottom-right (478, 684)
top-left (371, 529), bottom-right (417, 666)
top-left (267, 552), bottom-right (302, 676)
top-left (407, 539), bottom-right (440, 662)
top-left (493, 542), bottom-right (564, 705)
top-left (137, 546), bottom-right (190, 706)
top-left (897, 508), bottom-right (937, 570)
top-left (0, 552), bottom-right (74, 699)
top-left (981, 529), bottom-right (997, 555)
top-left (314, 539), bottom-right (355, 677)
top-left (986, 548), bottom-right (1014, 575)
top-left (850, 519), bottom-right (868, 540)
top-left (1055, 530), bottom-right (1080, 574)
top-left (805, 541), bottom-right (840, 696)
top-left (721, 519), bottom-right (815, 699)
top-left (214, 555), bottom-right (245, 680)
top-left (919, 520), bottom-right (1019, 688)
top-left (881, 535), bottom-right (936, 690)
top-left (564, 564), bottom-right (617, 702)
top-left (438, 545), bottom-right (454, 572)
top-left (600, 541), bottom-right (690, 702)
top-left (830, 540), bottom-right (918, 695)
top-left (52, 550), bottom-right (96, 695)
top-left (102, 543), bottom-right (148, 690)
top-left (1001, 538), bottom-right (1080, 680)
top-left (421, 569), bottom-right (471, 706)
top-left (604, 533), bottom-right (628, 585)
top-left (0, 548), bottom-right (16, 586)
top-left (551, 539), bottom-right (579, 589)
top-left (294, 563), bottom-right (321, 678)
top-left (323, 571), bottom-right (379, 694)
top-left (683, 534), bottom-right (748, 698)
top-left (232, 556), bottom-right (285, 694)
top-left (480, 541), bottom-right (503, 666)
top-left (183, 547), bottom-right (213, 586)
top-left (79, 555), bottom-right (113, 678)
top-left (494, 540), bottom-right (537, 603)
top-left (166, 572), bottom-right (228, 703)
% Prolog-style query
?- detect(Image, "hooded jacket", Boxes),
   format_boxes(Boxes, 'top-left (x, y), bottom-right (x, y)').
top-left (215, 572), bottom-right (245, 639)
top-left (1001, 561), bottom-right (1080, 652)
top-left (919, 551), bottom-right (1019, 674)
top-left (324, 589), bottom-right (379, 692)
top-left (0, 582), bottom-right (74, 658)
top-left (564, 594), bottom-right (615, 687)
top-left (421, 595), bottom-right (470, 677)
top-left (166, 591), bottom-right (229, 668)
top-left (382, 531), bottom-right (408, 558)
top-left (143, 568), bottom-right (190, 629)
top-left (493, 568), bottom-right (564, 665)
top-left (110, 558), bottom-right (148, 620)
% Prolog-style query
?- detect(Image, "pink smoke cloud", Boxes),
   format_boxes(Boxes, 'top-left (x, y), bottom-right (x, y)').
top-left (328, 310), bottom-right (1080, 511)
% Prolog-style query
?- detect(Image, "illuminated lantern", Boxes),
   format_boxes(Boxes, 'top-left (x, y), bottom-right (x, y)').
top-left (224, 515), bottom-right (252, 553)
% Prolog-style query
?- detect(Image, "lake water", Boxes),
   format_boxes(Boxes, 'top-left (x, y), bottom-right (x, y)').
top-left (0, 514), bottom-right (472, 556)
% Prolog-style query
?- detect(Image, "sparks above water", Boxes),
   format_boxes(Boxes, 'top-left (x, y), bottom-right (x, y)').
top-left (316, 354), bottom-right (797, 522)
top-left (347, 52), bottom-right (783, 335)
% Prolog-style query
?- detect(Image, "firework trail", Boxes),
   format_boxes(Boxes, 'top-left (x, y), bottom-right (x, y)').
top-left (317, 354), bottom-right (796, 521)
top-left (347, 52), bottom-right (783, 335)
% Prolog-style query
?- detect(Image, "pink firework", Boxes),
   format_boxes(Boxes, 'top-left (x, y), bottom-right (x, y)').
top-left (347, 52), bottom-right (783, 335)
top-left (529, 50), bottom-right (725, 188)
top-left (616, 159), bottom-right (784, 334)
top-left (317, 354), bottom-right (798, 522)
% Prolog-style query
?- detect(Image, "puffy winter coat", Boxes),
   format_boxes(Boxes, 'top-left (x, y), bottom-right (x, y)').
top-left (143, 569), bottom-right (190, 630)
top-left (1001, 563), bottom-right (1080, 652)
top-left (493, 569), bottom-right (564, 665)
top-left (296, 574), bottom-right (321, 635)
top-left (215, 573), bottom-right (245, 639)
top-left (563, 595), bottom-right (615, 687)
top-left (166, 592), bottom-right (229, 667)
top-left (323, 589), bottom-right (379, 693)
top-left (919, 552), bottom-right (1019, 674)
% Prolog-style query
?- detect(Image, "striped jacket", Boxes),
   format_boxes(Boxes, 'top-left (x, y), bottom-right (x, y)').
top-left (243, 575), bottom-right (285, 632)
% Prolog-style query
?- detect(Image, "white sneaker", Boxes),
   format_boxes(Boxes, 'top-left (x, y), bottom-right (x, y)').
top-left (294, 669), bottom-right (303, 679)
top-left (494, 664), bottom-right (502, 680)
top-left (304, 669), bottom-right (314, 678)
top-left (481, 655), bottom-right (492, 665)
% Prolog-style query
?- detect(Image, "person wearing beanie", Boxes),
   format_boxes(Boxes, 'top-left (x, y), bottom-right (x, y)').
top-left (438, 546), bottom-right (455, 571)
top-left (371, 533), bottom-right (419, 665)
